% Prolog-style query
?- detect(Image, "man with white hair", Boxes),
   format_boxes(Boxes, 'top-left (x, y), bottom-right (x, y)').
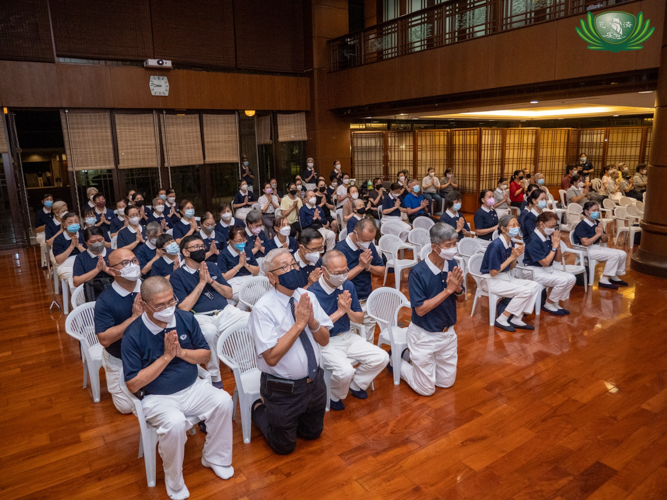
top-left (122, 277), bottom-right (235, 499)
top-left (299, 190), bottom-right (336, 251)
top-left (249, 248), bottom-right (333, 455)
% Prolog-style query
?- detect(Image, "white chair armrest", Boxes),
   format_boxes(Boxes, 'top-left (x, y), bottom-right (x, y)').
top-left (197, 366), bottom-right (212, 384)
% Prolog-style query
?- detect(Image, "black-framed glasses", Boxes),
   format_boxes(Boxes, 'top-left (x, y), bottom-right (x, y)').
top-left (144, 295), bottom-right (179, 312)
top-left (186, 245), bottom-right (206, 251)
top-left (304, 244), bottom-right (324, 253)
top-left (111, 258), bottom-right (139, 268)
top-left (269, 260), bottom-right (300, 274)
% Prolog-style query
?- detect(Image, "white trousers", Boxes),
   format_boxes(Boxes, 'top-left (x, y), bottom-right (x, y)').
top-left (320, 332), bottom-right (389, 400)
top-left (400, 323), bottom-right (458, 397)
top-left (359, 300), bottom-right (377, 343)
top-left (103, 350), bottom-right (134, 414)
top-left (481, 273), bottom-right (540, 317)
top-left (56, 255), bottom-right (76, 282)
top-left (142, 378), bottom-right (234, 492)
top-left (527, 267), bottom-right (576, 303)
top-left (318, 227), bottom-right (336, 251)
top-left (226, 275), bottom-right (254, 304)
top-left (235, 207), bottom-right (252, 222)
top-left (195, 306), bottom-right (250, 381)
top-left (589, 246), bottom-right (627, 277)
top-left (36, 232), bottom-right (47, 266)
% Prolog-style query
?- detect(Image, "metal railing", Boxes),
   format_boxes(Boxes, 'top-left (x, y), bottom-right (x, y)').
top-left (329, 0), bottom-right (633, 71)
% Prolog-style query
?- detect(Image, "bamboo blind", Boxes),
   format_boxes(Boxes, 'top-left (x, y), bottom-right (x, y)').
top-left (277, 112), bottom-right (308, 142)
top-left (387, 131), bottom-right (413, 179)
top-left (115, 113), bottom-right (159, 169)
top-left (479, 129), bottom-right (503, 193)
top-left (60, 110), bottom-right (115, 171)
top-left (161, 114), bottom-right (204, 167)
top-left (504, 128), bottom-right (536, 175)
top-left (645, 127), bottom-right (653, 164)
top-left (0, 117), bottom-right (8, 154)
top-left (539, 128), bottom-right (569, 186)
top-left (450, 129), bottom-right (478, 193)
top-left (606, 127), bottom-right (643, 168)
top-left (352, 132), bottom-right (384, 180)
top-left (256, 115), bottom-right (272, 145)
top-left (202, 114), bottom-right (239, 164)
top-left (417, 130), bottom-right (448, 179)
top-left (577, 129), bottom-right (605, 177)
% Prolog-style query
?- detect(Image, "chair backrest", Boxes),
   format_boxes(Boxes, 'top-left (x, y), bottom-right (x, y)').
top-left (216, 321), bottom-right (258, 378)
top-left (65, 302), bottom-right (99, 353)
top-left (366, 287), bottom-right (409, 329)
top-left (625, 204), bottom-right (641, 218)
top-left (458, 237), bottom-right (480, 258)
top-left (71, 284), bottom-right (87, 309)
top-left (635, 200), bottom-right (644, 211)
top-left (110, 235), bottom-right (118, 250)
top-left (619, 196), bottom-right (634, 207)
top-left (408, 227), bottom-right (430, 248)
top-left (420, 245), bottom-right (431, 261)
top-left (380, 220), bottom-right (406, 238)
top-left (378, 234), bottom-right (403, 257)
top-left (492, 229), bottom-right (498, 240)
top-left (274, 208), bottom-right (282, 218)
top-left (412, 216), bottom-right (434, 230)
top-left (590, 178), bottom-right (601, 192)
top-left (559, 189), bottom-right (567, 206)
top-left (238, 276), bottom-right (272, 309)
top-left (567, 203), bottom-right (582, 215)
top-left (467, 253), bottom-right (484, 277)
top-left (338, 227), bottom-right (348, 242)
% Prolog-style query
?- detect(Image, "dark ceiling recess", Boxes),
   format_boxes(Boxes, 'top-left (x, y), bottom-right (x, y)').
top-left (13, 111), bottom-right (65, 150)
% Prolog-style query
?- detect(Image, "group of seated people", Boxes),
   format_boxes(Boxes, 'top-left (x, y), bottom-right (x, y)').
top-left (561, 158), bottom-right (648, 204)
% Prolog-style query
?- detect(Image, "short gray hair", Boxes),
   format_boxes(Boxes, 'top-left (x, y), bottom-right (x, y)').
top-left (430, 222), bottom-right (457, 245)
top-left (354, 198), bottom-right (365, 209)
top-left (246, 209), bottom-right (262, 225)
top-left (262, 247), bottom-right (291, 275)
top-left (498, 214), bottom-right (515, 230)
top-left (141, 276), bottom-right (173, 303)
top-left (355, 217), bottom-right (376, 235)
top-left (146, 221), bottom-right (161, 237)
top-left (322, 249), bottom-right (344, 268)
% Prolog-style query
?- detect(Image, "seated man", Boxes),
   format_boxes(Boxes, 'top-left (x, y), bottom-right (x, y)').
top-left (310, 250), bottom-right (388, 410)
top-left (346, 198), bottom-right (368, 235)
top-left (245, 209), bottom-right (270, 263)
top-left (295, 228), bottom-right (324, 290)
top-left (381, 182), bottom-right (411, 240)
top-left (249, 248), bottom-right (333, 455)
top-left (396, 223), bottom-right (465, 396)
top-left (403, 179), bottom-right (430, 223)
top-left (95, 248), bottom-right (143, 414)
top-left (299, 190), bottom-right (336, 251)
top-left (53, 212), bottom-right (86, 288)
top-left (170, 235), bottom-right (249, 388)
top-left (122, 277), bottom-right (235, 500)
top-left (335, 218), bottom-right (385, 342)
top-left (151, 234), bottom-right (181, 279)
top-left (72, 226), bottom-right (111, 288)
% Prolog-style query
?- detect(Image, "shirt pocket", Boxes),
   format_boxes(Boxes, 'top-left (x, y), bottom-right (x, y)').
top-left (178, 333), bottom-right (194, 350)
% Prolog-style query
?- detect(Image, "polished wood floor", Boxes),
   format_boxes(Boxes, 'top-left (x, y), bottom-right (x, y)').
top-left (2, 242), bottom-right (667, 500)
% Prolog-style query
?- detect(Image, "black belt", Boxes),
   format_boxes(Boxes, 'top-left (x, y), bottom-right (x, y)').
top-left (262, 369), bottom-right (321, 386)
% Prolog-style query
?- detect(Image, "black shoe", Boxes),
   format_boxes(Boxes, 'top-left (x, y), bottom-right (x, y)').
top-left (198, 422), bottom-right (207, 434)
top-left (330, 399), bottom-right (345, 411)
top-left (510, 321), bottom-right (535, 331)
top-left (610, 278), bottom-right (628, 286)
top-left (401, 348), bottom-right (410, 363)
top-left (559, 308), bottom-right (570, 315)
top-left (350, 388), bottom-right (368, 400)
top-left (494, 320), bottom-right (516, 332)
top-left (542, 306), bottom-right (565, 316)
top-left (598, 282), bottom-right (619, 290)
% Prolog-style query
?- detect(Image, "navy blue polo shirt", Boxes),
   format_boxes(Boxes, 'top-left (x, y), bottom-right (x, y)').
top-left (299, 205), bottom-right (326, 230)
top-left (440, 210), bottom-right (470, 241)
top-left (214, 219), bottom-right (246, 245)
top-left (330, 169), bottom-right (343, 183)
top-left (53, 230), bottom-right (86, 258)
top-left (473, 208), bottom-right (498, 241)
top-left (122, 310), bottom-right (209, 395)
top-left (302, 167), bottom-right (317, 183)
top-left (519, 201), bottom-right (528, 212)
top-left (241, 166), bottom-right (254, 185)
top-left (35, 208), bottom-right (53, 229)
top-left (117, 225), bottom-right (147, 254)
top-left (233, 190), bottom-right (256, 208)
top-left (151, 256), bottom-right (179, 278)
top-left (347, 215), bottom-right (364, 235)
top-left (136, 243), bottom-right (157, 273)
top-left (480, 236), bottom-right (513, 274)
top-left (309, 279), bottom-right (362, 337)
top-left (216, 246), bottom-right (258, 277)
top-left (110, 216), bottom-right (125, 235)
top-left (45, 219), bottom-right (61, 240)
top-left (172, 218), bottom-right (198, 241)
top-left (519, 209), bottom-right (538, 243)
top-left (170, 262), bottom-right (231, 313)
top-left (165, 202), bottom-right (180, 225)
top-left (409, 257), bottom-right (459, 332)
top-left (73, 249), bottom-right (111, 279)
top-left (335, 237), bottom-right (383, 301)
top-left (94, 208), bottom-right (116, 231)
top-left (381, 194), bottom-right (402, 218)
top-left (524, 231), bottom-right (555, 267)
top-left (147, 212), bottom-right (173, 229)
top-left (573, 219), bottom-right (602, 246)
top-left (94, 281), bottom-right (140, 358)
top-left (296, 253), bottom-right (322, 283)
top-left (246, 229), bottom-right (269, 258)
top-left (198, 229), bottom-right (220, 263)
top-left (404, 193), bottom-right (427, 217)
top-left (265, 235), bottom-right (299, 254)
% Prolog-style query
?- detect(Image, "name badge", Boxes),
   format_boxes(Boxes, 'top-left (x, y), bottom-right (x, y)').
top-left (203, 291), bottom-right (215, 300)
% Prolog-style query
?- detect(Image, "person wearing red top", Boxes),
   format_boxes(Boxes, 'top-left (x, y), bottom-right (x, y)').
top-left (509, 170), bottom-right (525, 207)
top-left (561, 165), bottom-right (575, 191)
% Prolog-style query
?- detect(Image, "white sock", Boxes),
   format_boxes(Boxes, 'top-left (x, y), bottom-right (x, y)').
top-left (613, 275), bottom-right (624, 280)
top-left (496, 315), bottom-right (510, 326)
top-left (544, 302), bottom-right (559, 312)
top-left (510, 315), bottom-right (526, 326)
top-left (600, 276), bottom-right (611, 284)
top-left (349, 381), bottom-right (361, 392)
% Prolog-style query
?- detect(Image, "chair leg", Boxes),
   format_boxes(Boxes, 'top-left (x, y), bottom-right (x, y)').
top-left (53, 269), bottom-right (59, 294)
top-left (82, 356), bottom-right (88, 389)
top-left (323, 369), bottom-right (332, 411)
top-left (240, 397), bottom-right (253, 444)
top-left (232, 388), bottom-right (239, 421)
top-left (88, 361), bottom-right (101, 403)
top-left (62, 280), bottom-right (69, 314)
top-left (144, 427), bottom-right (158, 487)
top-left (394, 266), bottom-right (401, 290)
top-left (535, 287), bottom-right (543, 316)
top-left (391, 348), bottom-right (402, 386)
top-left (488, 294), bottom-right (497, 326)
top-left (383, 266), bottom-right (388, 286)
top-left (471, 291), bottom-right (479, 317)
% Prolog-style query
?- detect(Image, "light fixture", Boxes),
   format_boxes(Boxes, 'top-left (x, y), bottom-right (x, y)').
top-left (613, 114), bottom-right (619, 117)
top-left (459, 106), bottom-right (621, 118)
top-left (365, 116), bottom-right (372, 119)
top-left (639, 91), bottom-right (654, 94)
top-left (245, 110), bottom-right (256, 117)
top-left (530, 100), bottom-right (539, 104)
top-left (2, 107), bottom-right (7, 114)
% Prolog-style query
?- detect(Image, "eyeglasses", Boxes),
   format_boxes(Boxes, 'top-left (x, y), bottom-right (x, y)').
top-left (269, 261), bottom-right (300, 274)
top-left (111, 258), bottom-right (139, 268)
top-left (145, 296), bottom-right (179, 312)
top-left (304, 245), bottom-right (324, 253)
top-left (186, 245), bottom-right (206, 251)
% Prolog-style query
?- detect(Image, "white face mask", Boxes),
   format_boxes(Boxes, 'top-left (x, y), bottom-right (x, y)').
top-left (149, 238), bottom-right (157, 246)
top-left (544, 227), bottom-right (555, 235)
top-left (355, 235), bottom-right (371, 250)
top-left (117, 207), bottom-right (125, 216)
top-left (297, 185), bottom-right (303, 190)
top-left (153, 305), bottom-right (176, 323)
top-left (120, 263), bottom-right (141, 281)
top-left (351, 193), bottom-right (359, 200)
top-left (335, 164), bottom-right (341, 170)
top-left (279, 226), bottom-right (291, 236)
top-left (429, 172), bottom-right (435, 177)
top-left (308, 197), bottom-right (317, 206)
top-left (447, 173), bottom-right (453, 178)
top-left (305, 251), bottom-right (320, 264)
top-left (326, 269), bottom-right (348, 288)
top-left (577, 182), bottom-right (584, 188)
top-left (154, 205), bottom-right (165, 213)
top-left (167, 197), bottom-right (176, 204)
top-left (221, 212), bottom-right (232, 221)
top-left (342, 179), bottom-right (350, 185)
top-left (307, 162), bottom-right (314, 168)
top-left (129, 216), bottom-right (141, 226)
top-left (438, 246), bottom-right (458, 261)
top-left (240, 186), bottom-right (248, 192)
top-left (501, 184), bottom-right (507, 190)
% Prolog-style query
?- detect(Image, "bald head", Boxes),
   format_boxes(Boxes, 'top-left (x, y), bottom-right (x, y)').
top-left (355, 218), bottom-right (376, 237)
top-left (141, 276), bottom-right (173, 305)
top-left (108, 248), bottom-right (136, 267)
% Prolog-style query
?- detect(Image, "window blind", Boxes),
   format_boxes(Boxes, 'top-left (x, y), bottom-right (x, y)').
top-left (161, 114), bottom-right (204, 167)
top-left (277, 112), bottom-right (307, 142)
top-left (60, 110), bottom-right (115, 171)
top-left (115, 113), bottom-right (160, 169)
top-left (202, 114), bottom-right (239, 164)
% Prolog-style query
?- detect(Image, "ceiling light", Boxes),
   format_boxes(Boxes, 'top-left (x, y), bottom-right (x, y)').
top-left (365, 116), bottom-right (372, 119)
top-left (530, 100), bottom-right (539, 104)
top-left (613, 114), bottom-right (619, 117)
top-left (459, 106), bottom-right (621, 118)
top-left (244, 110), bottom-right (255, 117)
top-left (639, 91), bottom-right (654, 94)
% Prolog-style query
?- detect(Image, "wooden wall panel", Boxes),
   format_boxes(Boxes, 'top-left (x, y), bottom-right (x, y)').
top-left (56, 64), bottom-right (113, 108)
top-left (0, 61), bottom-right (61, 108)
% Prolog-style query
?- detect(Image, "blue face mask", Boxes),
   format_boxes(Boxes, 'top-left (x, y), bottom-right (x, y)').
top-left (67, 224), bottom-right (80, 233)
top-left (508, 227), bottom-right (520, 237)
top-left (243, 161), bottom-right (249, 166)
top-left (85, 217), bottom-right (97, 226)
top-left (589, 211), bottom-right (600, 220)
top-left (234, 242), bottom-right (246, 252)
top-left (159, 194), bottom-right (167, 200)
top-left (277, 268), bottom-right (307, 291)
top-left (537, 179), bottom-right (545, 185)
top-left (452, 202), bottom-right (462, 211)
top-left (184, 208), bottom-right (195, 218)
top-left (44, 200), bottom-right (53, 208)
top-left (413, 186), bottom-right (420, 193)
top-left (165, 242), bottom-right (180, 255)
top-left (537, 200), bottom-right (547, 209)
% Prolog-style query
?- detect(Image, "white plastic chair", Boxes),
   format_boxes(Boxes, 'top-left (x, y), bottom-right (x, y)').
top-left (619, 196), bottom-right (635, 207)
top-left (513, 254), bottom-right (544, 315)
top-left (381, 220), bottom-right (417, 256)
top-left (625, 204), bottom-right (642, 221)
top-left (467, 253), bottom-right (500, 326)
top-left (216, 321), bottom-right (260, 444)
top-left (367, 287), bottom-right (410, 386)
top-left (338, 227), bottom-right (348, 242)
top-left (566, 203), bottom-right (583, 228)
top-left (569, 229), bottom-right (604, 284)
top-left (551, 240), bottom-right (588, 291)
top-left (378, 234), bottom-right (418, 290)
top-left (412, 216), bottom-right (434, 230)
top-left (407, 228), bottom-right (430, 260)
top-left (614, 206), bottom-right (641, 249)
top-left (71, 284), bottom-right (88, 310)
top-left (558, 189), bottom-right (567, 208)
top-left (65, 302), bottom-right (104, 403)
top-left (635, 200), bottom-right (644, 211)
top-left (238, 276), bottom-right (272, 310)
top-left (120, 366), bottom-right (211, 487)
top-left (110, 235), bottom-right (118, 250)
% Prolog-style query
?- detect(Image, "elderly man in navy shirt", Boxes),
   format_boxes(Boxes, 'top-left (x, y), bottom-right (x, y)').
top-left (335, 218), bottom-right (385, 342)
top-left (170, 235), bottom-right (248, 388)
top-left (310, 250), bottom-right (388, 410)
top-left (397, 223), bottom-right (464, 396)
top-left (122, 277), bottom-right (235, 500)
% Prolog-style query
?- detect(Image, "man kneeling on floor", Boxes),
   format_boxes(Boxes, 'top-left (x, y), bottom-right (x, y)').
top-left (394, 223), bottom-right (465, 396)
top-left (309, 250), bottom-right (389, 410)
top-left (122, 277), bottom-right (234, 500)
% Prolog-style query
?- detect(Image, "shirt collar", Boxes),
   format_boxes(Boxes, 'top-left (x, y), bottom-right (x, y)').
top-left (183, 263), bottom-right (198, 274)
top-left (495, 187), bottom-right (504, 193)
top-left (534, 229), bottom-right (548, 242)
top-left (63, 231), bottom-right (72, 241)
top-left (43, 207), bottom-right (50, 214)
top-left (181, 217), bottom-right (191, 225)
top-left (530, 208), bottom-right (540, 217)
top-left (128, 225), bottom-right (137, 234)
top-left (200, 229), bottom-right (215, 240)
top-left (446, 208), bottom-right (457, 217)
top-left (273, 235), bottom-right (285, 248)
top-left (318, 275), bottom-right (342, 294)
top-left (272, 287), bottom-right (297, 307)
top-left (353, 214), bottom-right (362, 220)
top-left (54, 219), bottom-right (61, 226)
top-left (220, 218), bottom-right (233, 227)
top-left (499, 235), bottom-right (512, 249)
top-left (245, 227), bottom-right (254, 238)
top-left (163, 255), bottom-right (176, 264)
top-left (112, 279), bottom-right (141, 297)
top-left (87, 247), bottom-right (107, 259)
top-left (481, 205), bottom-right (491, 213)
top-left (424, 254), bottom-right (449, 275)
top-left (295, 251), bottom-right (308, 268)
top-left (145, 240), bottom-right (156, 250)
top-left (584, 218), bottom-right (595, 227)
top-left (141, 312), bottom-right (177, 335)
top-left (228, 245), bottom-right (239, 257)
top-left (94, 207), bottom-right (103, 215)
top-left (345, 235), bottom-right (359, 251)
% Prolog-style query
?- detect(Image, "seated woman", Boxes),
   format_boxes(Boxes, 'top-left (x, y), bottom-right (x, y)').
top-left (116, 204), bottom-right (147, 254)
top-left (215, 202), bottom-right (246, 245)
top-left (316, 178), bottom-right (338, 234)
top-left (480, 214), bottom-right (541, 332)
top-left (279, 182), bottom-right (303, 237)
top-left (421, 167), bottom-right (442, 211)
top-left (368, 177), bottom-right (384, 220)
top-left (53, 212), bottom-right (86, 289)
top-left (72, 226), bottom-right (111, 288)
top-left (519, 189), bottom-right (548, 243)
top-left (198, 211), bottom-right (220, 263)
top-left (473, 190), bottom-right (499, 243)
top-left (136, 221), bottom-right (163, 277)
top-left (216, 225), bottom-right (260, 303)
top-left (523, 212), bottom-right (576, 316)
top-left (533, 173), bottom-right (549, 194)
top-left (573, 201), bottom-right (628, 290)
top-left (265, 215), bottom-right (299, 254)
top-left (172, 199), bottom-right (199, 243)
top-left (519, 184), bottom-right (539, 212)
top-left (147, 196), bottom-right (173, 230)
top-left (493, 178), bottom-right (510, 217)
top-left (233, 180), bottom-right (256, 222)
top-left (342, 184), bottom-right (360, 223)
top-left (109, 198), bottom-right (127, 239)
top-left (439, 191), bottom-right (471, 241)
top-left (35, 193), bottom-right (54, 267)
top-left (45, 201), bottom-right (68, 246)
top-left (150, 233), bottom-right (181, 279)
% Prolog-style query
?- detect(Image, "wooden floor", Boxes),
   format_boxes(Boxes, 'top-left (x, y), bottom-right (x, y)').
top-left (2, 243), bottom-right (667, 500)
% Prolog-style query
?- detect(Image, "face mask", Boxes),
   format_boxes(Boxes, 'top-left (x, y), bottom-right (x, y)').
top-left (296, 185), bottom-right (303, 190)
top-left (331, 182), bottom-right (338, 188)
top-left (399, 176), bottom-right (405, 182)
top-left (319, 186), bottom-right (326, 193)
top-left (234, 242), bottom-right (246, 252)
top-left (159, 194), bottom-right (167, 200)
top-left (447, 173), bottom-right (453, 178)
top-left (326, 269), bottom-right (348, 288)
top-left (153, 305), bottom-right (175, 324)
top-left (221, 212), bottom-right (232, 221)
top-left (154, 204), bottom-right (165, 213)
top-left (279, 226), bottom-right (291, 236)
top-left (147, 238), bottom-right (157, 246)
top-left (357, 207), bottom-right (367, 215)
top-left (537, 179), bottom-right (545, 185)
top-left (355, 234), bottom-right (371, 250)
top-left (501, 184), bottom-right (507, 190)
top-left (413, 186), bottom-right (420, 193)
top-left (89, 241), bottom-right (105, 254)
top-left (271, 183), bottom-right (277, 188)
top-left (438, 246), bottom-right (458, 261)
top-left (117, 207), bottom-right (125, 216)
top-left (508, 227), bottom-right (520, 238)
top-left (240, 186), bottom-right (248, 192)
top-left (537, 200), bottom-right (547, 209)
top-left (392, 192), bottom-right (401, 198)
top-left (485, 198), bottom-right (495, 207)
top-left (167, 197), bottom-right (176, 204)
top-left (251, 226), bottom-right (262, 235)
top-left (452, 202), bottom-right (461, 211)
top-left (67, 224), bottom-right (80, 233)
top-left (90, 194), bottom-right (96, 201)
top-left (96, 201), bottom-right (106, 209)
top-left (184, 209), bottom-right (195, 218)
top-left (580, 157), bottom-right (586, 163)
top-left (304, 250), bottom-right (320, 264)
top-left (85, 217), bottom-right (97, 226)
top-left (202, 225), bottom-right (214, 234)
top-left (265, 188), bottom-right (273, 194)
top-left (375, 184), bottom-right (382, 190)
top-left (129, 216), bottom-right (141, 226)
top-left (577, 182), bottom-right (584, 188)
top-left (59, 212), bottom-right (68, 219)
top-left (188, 249), bottom-right (207, 263)
top-left (429, 172), bottom-right (435, 177)
top-left (120, 263), bottom-right (141, 281)
top-left (243, 161), bottom-right (249, 166)
top-left (277, 268), bottom-right (307, 291)
top-left (351, 192), bottom-right (359, 200)
top-left (134, 200), bottom-right (144, 207)
top-left (342, 179), bottom-right (350, 185)
top-left (335, 164), bottom-right (341, 170)
top-left (518, 177), bottom-right (524, 181)
top-left (165, 242), bottom-right (180, 255)
top-left (589, 211), bottom-right (600, 220)
top-left (44, 200), bottom-right (53, 208)
top-left (290, 189), bottom-right (298, 196)
top-left (543, 227), bottom-right (555, 235)
top-left (307, 197), bottom-right (317, 206)
top-left (307, 163), bottom-right (314, 168)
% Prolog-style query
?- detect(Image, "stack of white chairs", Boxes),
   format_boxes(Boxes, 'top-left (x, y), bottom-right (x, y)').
top-left (65, 302), bottom-right (104, 403)
top-left (614, 206), bottom-right (641, 249)
top-left (378, 234), bottom-right (418, 290)
top-left (619, 196), bottom-right (635, 207)
top-left (381, 220), bottom-right (417, 256)
top-left (407, 228), bottom-right (430, 260)
top-left (238, 276), bottom-right (272, 310)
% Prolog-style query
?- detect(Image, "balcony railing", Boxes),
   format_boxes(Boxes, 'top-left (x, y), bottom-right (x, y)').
top-left (329, 0), bottom-right (633, 71)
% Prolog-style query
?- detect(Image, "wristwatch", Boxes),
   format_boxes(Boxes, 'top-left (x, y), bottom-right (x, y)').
top-left (551, 248), bottom-right (558, 252)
